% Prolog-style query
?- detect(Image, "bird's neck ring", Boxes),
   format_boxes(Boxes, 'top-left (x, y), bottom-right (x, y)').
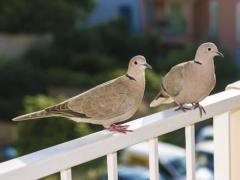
top-left (194, 60), bottom-right (202, 65)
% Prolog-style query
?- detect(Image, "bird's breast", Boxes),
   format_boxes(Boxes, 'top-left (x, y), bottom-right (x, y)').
top-left (174, 64), bottom-right (216, 104)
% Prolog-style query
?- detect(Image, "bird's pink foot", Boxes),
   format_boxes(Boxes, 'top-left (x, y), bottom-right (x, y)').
top-left (106, 124), bottom-right (133, 134)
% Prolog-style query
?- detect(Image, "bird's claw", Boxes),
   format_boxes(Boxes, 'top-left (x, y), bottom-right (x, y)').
top-left (192, 103), bottom-right (206, 117)
top-left (175, 104), bottom-right (191, 112)
top-left (107, 124), bottom-right (133, 134)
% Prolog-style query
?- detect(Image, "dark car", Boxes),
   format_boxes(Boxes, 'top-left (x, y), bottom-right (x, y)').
top-left (0, 146), bottom-right (17, 162)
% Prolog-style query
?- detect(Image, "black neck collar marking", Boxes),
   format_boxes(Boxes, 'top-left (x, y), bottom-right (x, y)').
top-left (194, 60), bottom-right (202, 65)
top-left (126, 74), bottom-right (136, 81)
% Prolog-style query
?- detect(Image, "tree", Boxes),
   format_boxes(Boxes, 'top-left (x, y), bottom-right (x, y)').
top-left (0, 0), bottom-right (94, 33)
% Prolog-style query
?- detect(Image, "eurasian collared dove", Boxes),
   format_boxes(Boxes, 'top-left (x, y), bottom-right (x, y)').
top-left (150, 42), bottom-right (223, 116)
top-left (13, 55), bottom-right (152, 133)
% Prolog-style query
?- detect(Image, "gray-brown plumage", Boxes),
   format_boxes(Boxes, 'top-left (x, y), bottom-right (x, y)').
top-left (150, 42), bottom-right (223, 116)
top-left (13, 55), bottom-right (152, 133)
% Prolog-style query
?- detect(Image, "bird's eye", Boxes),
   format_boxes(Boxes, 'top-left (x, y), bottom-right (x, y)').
top-left (208, 48), bottom-right (211, 51)
top-left (134, 61), bottom-right (138, 65)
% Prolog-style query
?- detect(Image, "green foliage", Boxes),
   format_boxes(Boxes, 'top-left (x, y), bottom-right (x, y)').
top-left (146, 70), bottom-right (162, 93)
top-left (25, 20), bottom-right (160, 65)
top-left (126, 35), bottom-right (161, 65)
top-left (21, 20), bottom-right (161, 88)
top-left (0, 58), bottom-right (46, 97)
top-left (14, 95), bottom-right (91, 155)
top-left (214, 51), bottom-right (240, 91)
top-left (159, 129), bottom-right (185, 148)
top-left (158, 47), bottom-right (195, 73)
top-left (0, 0), bottom-right (94, 33)
top-left (46, 68), bottom-right (115, 88)
top-left (0, 57), bottom-right (48, 118)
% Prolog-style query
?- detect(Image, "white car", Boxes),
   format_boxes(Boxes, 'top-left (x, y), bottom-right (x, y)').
top-left (122, 141), bottom-right (214, 180)
top-left (122, 142), bottom-right (186, 180)
top-left (197, 126), bottom-right (213, 143)
top-left (196, 141), bottom-right (214, 172)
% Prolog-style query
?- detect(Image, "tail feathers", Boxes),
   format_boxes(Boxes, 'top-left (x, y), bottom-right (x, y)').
top-left (12, 110), bottom-right (51, 121)
top-left (150, 91), bottom-right (174, 107)
top-left (150, 97), bottom-right (174, 107)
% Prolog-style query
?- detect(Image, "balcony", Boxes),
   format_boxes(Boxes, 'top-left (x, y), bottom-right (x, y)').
top-left (1, 81), bottom-right (240, 180)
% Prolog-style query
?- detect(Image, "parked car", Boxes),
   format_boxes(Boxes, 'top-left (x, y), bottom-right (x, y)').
top-left (122, 142), bottom-right (186, 180)
top-left (196, 126), bottom-right (213, 143)
top-left (196, 126), bottom-right (214, 180)
top-left (195, 167), bottom-right (213, 180)
top-left (0, 145), bottom-right (17, 162)
top-left (99, 166), bottom-right (168, 180)
top-left (99, 141), bottom-right (214, 180)
top-left (196, 141), bottom-right (214, 171)
top-left (122, 141), bottom-right (214, 180)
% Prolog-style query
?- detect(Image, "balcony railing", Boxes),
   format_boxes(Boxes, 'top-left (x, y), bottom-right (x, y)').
top-left (1, 81), bottom-right (240, 180)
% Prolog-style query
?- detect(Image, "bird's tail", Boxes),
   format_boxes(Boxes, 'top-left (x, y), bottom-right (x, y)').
top-left (150, 91), bottom-right (174, 107)
top-left (12, 110), bottom-right (51, 121)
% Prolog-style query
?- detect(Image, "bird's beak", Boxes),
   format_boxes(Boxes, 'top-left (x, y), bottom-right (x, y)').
top-left (216, 51), bottom-right (224, 58)
top-left (143, 63), bottom-right (152, 69)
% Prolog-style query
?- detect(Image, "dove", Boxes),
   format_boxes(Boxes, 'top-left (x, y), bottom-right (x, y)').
top-left (150, 42), bottom-right (223, 116)
top-left (12, 55), bottom-right (152, 133)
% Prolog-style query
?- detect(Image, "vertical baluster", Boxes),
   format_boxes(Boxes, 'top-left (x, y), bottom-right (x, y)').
top-left (107, 152), bottom-right (118, 180)
top-left (185, 125), bottom-right (196, 180)
top-left (214, 112), bottom-right (231, 180)
top-left (149, 138), bottom-right (159, 180)
top-left (60, 169), bottom-right (72, 180)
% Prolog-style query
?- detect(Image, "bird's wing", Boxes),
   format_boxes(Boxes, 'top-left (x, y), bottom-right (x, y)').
top-left (162, 62), bottom-right (186, 97)
top-left (45, 76), bottom-right (136, 119)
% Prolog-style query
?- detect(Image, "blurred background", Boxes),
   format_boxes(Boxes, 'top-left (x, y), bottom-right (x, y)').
top-left (0, 0), bottom-right (239, 179)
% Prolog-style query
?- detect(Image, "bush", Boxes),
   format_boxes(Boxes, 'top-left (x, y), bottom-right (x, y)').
top-left (14, 95), bottom-right (91, 155)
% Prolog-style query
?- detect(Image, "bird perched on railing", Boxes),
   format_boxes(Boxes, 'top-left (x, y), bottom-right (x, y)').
top-left (150, 42), bottom-right (224, 116)
top-left (12, 55), bottom-right (152, 133)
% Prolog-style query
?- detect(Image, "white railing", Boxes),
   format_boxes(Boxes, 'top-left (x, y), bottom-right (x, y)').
top-left (1, 81), bottom-right (240, 180)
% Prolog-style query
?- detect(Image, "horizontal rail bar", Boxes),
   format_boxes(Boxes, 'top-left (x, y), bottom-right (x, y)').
top-left (1, 89), bottom-right (240, 179)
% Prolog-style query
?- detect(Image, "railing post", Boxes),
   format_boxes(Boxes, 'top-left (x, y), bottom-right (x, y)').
top-left (226, 81), bottom-right (240, 180)
top-left (149, 138), bottom-right (159, 180)
top-left (185, 125), bottom-right (196, 180)
top-left (213, 112), bottom-right (230, 180)
top-left (60, 169), bottom-right (72, 180)
top-left (214, 81), bottom-right (240, 180)
top-left (107, 152), bottom-right (118, 180)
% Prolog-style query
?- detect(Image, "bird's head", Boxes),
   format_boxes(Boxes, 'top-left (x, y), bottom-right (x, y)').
top-left (127, 55), bottom-right (152, 76)
top-left (195, 42), bottom-right (224, 62)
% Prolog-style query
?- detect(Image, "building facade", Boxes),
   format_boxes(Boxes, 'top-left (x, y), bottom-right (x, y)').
top-left (84, 0), bottom-right (144, 32)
